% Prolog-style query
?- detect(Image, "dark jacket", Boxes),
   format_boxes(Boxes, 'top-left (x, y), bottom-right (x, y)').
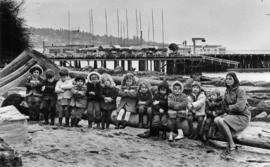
top-left (206, 96), bottom-right (223, 117)
top-left (25, 76), bottom-right (44, 97)
top-left (137, 91), bottom-right (152, 107)
top-left (152, 93), bottom-right (168, 113)
top-left (100, 86), bottom-right (118, 111)
top-left (86, 82), bottom-right (101, 101)
top-left (42, 79), bottom-right (58, 99)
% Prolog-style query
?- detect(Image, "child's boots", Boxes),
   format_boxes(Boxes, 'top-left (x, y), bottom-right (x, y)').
top-left (175, 129), bottom-right (184, 140)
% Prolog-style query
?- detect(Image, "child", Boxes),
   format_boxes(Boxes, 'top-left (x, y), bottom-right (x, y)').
top-left (100, 73), bottom-right (118, 129)
top-left (70, 75), bottom-right (87, 127)
top-left (137, 80), bottom-right (153, 128)
top-left (41, 69), bottom-right (58, 125)
top-left (187, 81), bottom-right (207, 140)
top-left (202, 89), bottom-right (223, 140)
top-left (25, 65), bottom-right (44, 121)
top-left (167, 81), bottom-right (188, 142)
top-left (152, 80), bottom-right (170, 139)
top-left (86, 71), bottom-right (102, 128)
top-left (55, 68), bottom-right (73, 127)
top-left (116, 73), bottom-right (138, 129)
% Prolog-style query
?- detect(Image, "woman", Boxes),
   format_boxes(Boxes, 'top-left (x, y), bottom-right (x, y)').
top-left (214, 72), bottom-right (250, 152)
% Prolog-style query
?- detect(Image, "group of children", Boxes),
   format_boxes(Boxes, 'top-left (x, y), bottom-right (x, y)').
top-left (25, 65), bottom-right (225, 141)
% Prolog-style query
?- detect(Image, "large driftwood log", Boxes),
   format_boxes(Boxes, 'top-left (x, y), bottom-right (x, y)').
top-left (0, 72), bottom-right (29, 96)
top-left (0, 59), bottom-right (36, 87)
top-left (0, 50), bottom-right (32, 78)
top-left (0, 138), bottom-right (22, 167)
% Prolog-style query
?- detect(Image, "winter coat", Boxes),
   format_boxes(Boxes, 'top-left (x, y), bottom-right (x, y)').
top-left (223, 86), bottom-right (250, 118)
top-left (190, 91), bottom-right (207, 116)
top-left (206, 96), bottom-right (223, 117)
top-left (168, 81), bottom-right (188, 118)
top-left (70, 84), bottom-right (87, 108)
top-left (25, 76), bottom-right (44, 97)
top-left (152, 93), bottom-right (168, 113)
top-left (42, 79), bottom-right (58, 99)
top-left (55, 78), bottom-right (73, 100)
top-left (100, 86), bottom-right (118, 111)
top-left (86, 72), bottom-right (102, 101)
top-left (116, 86), bottom-right (138, 113)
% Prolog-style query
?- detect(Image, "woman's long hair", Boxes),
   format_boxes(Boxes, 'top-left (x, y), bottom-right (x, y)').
top-left (225, 72), bottom-right (240, 89)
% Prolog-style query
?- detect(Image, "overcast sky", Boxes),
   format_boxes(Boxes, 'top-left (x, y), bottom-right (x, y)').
top-left (21, 0), bottom-right (270, 50)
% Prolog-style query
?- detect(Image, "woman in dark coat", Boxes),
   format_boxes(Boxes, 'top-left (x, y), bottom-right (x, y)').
top-left (214, 72), bottom-right (250, 152)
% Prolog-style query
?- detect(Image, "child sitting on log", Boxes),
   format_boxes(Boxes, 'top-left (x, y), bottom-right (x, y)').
top-left (187, 81), bottom-right (207, 140)
top-left (168, 81), bottom-right (188, 142)
top-left (41, 69), bottom-right (58, 125)
top-left (100, 73), bottom-right (118, 129)
top-left (55, 68), bottom-right (73, 127)
top-left (137, 80), bottom-right (153, 128)
top-left (70, 75), bottom-right (87, 127)
top-left (115, 73), bottom-right (138, 129)
top-left (25, 65), bottom-right (44, 121)
top-left (202, 89), bottom-right (223, 140)
top-left (86, 71), bottom-right (102, 128)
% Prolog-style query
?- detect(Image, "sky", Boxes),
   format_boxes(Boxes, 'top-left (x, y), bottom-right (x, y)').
top-left (20, 0), bottom-right (270, 50)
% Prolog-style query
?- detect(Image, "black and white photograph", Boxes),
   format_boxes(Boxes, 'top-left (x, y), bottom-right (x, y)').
top-left (1, 0), bottom-right (270, 166)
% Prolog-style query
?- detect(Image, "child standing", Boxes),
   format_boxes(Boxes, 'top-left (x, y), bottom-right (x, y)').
top-left (187, 81), bottom-right (207, 140)
top-left (100, 73), bottom-right (118, 129)
top-left (116, 73), bottom-right (138, 129)
top-left (137, 80), bottom-right (153, 128)
top-left (41, 69), bottom-right (58, 125)
top-left (55, 68), bottom-right (73, 127)
top-left (202, 89), bottom-right (223, 140)
top-left (70, 75), bottom-right (87, 127)
top-left (86, 71), bottom-right (102, 128)
top-left (25, 65), bottom-right (44, 121)
top-left (167, 81), bottom-right (188, 142)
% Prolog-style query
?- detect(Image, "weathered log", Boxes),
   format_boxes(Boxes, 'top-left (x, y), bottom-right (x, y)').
top-left (0, 72), bottom-right (29, 96)
top-left (0, 138), bottom-right (22, 167)
top-left (0, 50), bottom-right (32, 78)
top-left (0, 59), bottom-right (36, 87)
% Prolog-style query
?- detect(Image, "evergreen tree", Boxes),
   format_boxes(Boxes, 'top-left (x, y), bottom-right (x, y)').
top-left (0, 0), bottom-right (30, 67)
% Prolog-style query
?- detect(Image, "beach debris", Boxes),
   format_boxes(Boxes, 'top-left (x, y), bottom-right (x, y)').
top-left (0, 138), bottom-right (22, 167)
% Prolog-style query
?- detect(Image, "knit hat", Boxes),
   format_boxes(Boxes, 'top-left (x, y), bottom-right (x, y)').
top-left (59, 68), bottom-right (69, 77)
top-left (191, 81), bottom-right (201, 89)
top-left (29, 65), bottom-right (43, 75)
top-left (45, 69), bottom-right (55, 79)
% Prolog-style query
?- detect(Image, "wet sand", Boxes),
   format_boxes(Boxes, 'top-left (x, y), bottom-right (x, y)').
top-left (15, 121), bottom-right (270, 167)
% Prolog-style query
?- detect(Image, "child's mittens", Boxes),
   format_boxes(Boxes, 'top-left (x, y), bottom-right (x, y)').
top-left (41, 86), bottom-right (46, 92)
top-left (89, 91), bottom-right (95, 95)
top-left (159, 108), bottom-right (164, 114)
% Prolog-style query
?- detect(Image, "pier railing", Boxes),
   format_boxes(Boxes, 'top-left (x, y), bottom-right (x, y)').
top-left (201, 55), bottom-right (239, 67)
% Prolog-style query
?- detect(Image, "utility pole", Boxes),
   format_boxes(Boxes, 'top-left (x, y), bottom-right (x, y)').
top-left (126, 9), bottom-right (129, 45)
top-left (117, 9), bottom-right (120, 45)
top-left (139, 12), bottom-right (142, 45)
top-left (161, 9), bottom-right (165, 48)
top-left (68, 10), bottom-right (70, 46)
top-left (105, 8), bottom-right (108, 44)
top-left (136, 9), bottom-right (138, 45)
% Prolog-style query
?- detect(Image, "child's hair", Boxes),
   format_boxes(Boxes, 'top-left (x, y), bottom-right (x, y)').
top-left (100, 73), bottom-right (115, 87)
top-left (121, 73), bottom-right (137, 86)
top-left (191, 81), bottom-right (201, 89)
top-left (210, 89), bottom-right (221, 97)
top-left (29, 65), bottom-right (43, 75)
top-left (75, 75), bottom-right (85, 84)
top-left (59, 68), bottom-right (69, 77)
top-left (45, 69), bottom-right (55, 79)
top-left (138, 80), bottom-right (151, 92)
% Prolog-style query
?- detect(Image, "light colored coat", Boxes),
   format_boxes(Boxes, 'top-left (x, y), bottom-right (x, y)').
top-left (55, 78), bottom-right (74, 100)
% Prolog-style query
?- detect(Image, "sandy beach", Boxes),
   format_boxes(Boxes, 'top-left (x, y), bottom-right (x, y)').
top-left (12, 121), bottom-right (269, 167)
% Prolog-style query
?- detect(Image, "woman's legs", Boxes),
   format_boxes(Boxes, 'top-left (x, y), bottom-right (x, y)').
top-left (214, 117), bottom-right (235, 149)
top-left (168, 118), bottom-right (176, 141)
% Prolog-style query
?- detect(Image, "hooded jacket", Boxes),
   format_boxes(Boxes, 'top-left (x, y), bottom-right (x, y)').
top-left (25, 65), bottom-right (44, 97)
top-left (70, 84), bottom-right (87, 108)
top-left (168, 81), bottom-right (188, 118)
top-left (190, 81), bottom-right (206, 116)
top-left (86, 71), bottom-right (102, 101)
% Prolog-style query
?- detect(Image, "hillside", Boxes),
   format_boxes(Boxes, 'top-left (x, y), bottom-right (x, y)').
top-left (28, 27), bottom-right (164, 49)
